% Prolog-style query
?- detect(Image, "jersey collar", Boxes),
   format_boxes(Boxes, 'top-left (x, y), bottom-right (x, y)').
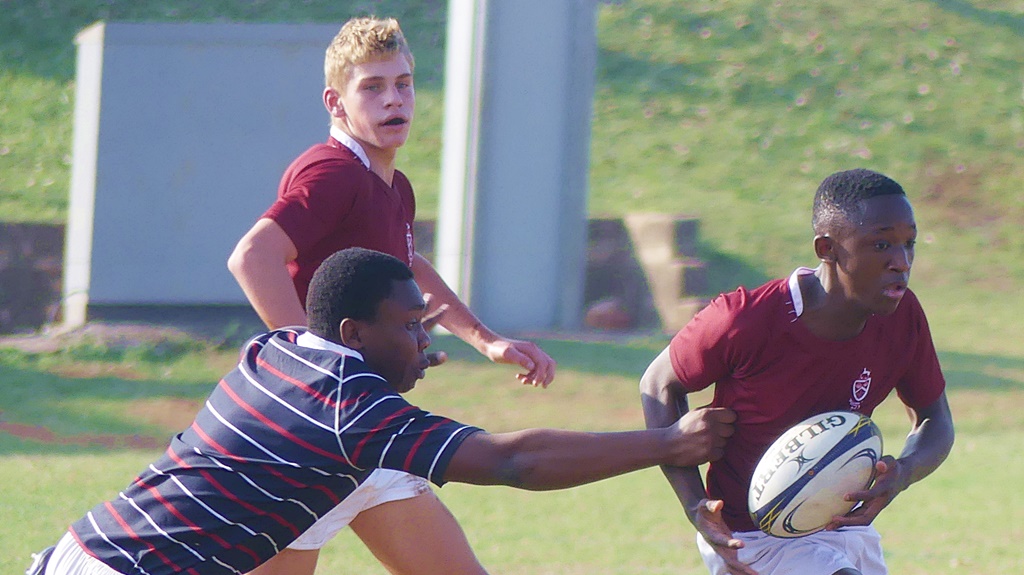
top-left (329, 126), bottom-right (371, 170)
top-left (296, 330), bottom-right (365, 361)
top-left (787, 266), bottom-right (819, 318)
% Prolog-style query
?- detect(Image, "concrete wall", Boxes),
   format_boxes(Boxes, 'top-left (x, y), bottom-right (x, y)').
top-left (64, 22), bottom-right (340, 325)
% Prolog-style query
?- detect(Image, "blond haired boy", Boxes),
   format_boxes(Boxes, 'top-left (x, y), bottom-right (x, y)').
top-left (228, 16), bottom-right (556, 575)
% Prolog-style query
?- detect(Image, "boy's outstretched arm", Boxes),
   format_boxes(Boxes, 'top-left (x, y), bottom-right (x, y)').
top-left (443, 406), bottom-right (735, 490)
top-left (411, 252), bottom-right (556, 387)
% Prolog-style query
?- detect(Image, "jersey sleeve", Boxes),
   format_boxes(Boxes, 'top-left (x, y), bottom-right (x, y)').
top-left (894, 291), bottom-right (946, 408)
top-left (669, 291), bottom-right (745, 393)
top-left (338, 382), bottom-right (482, 487)
top-left (263, 160), bottom-right (369, 255)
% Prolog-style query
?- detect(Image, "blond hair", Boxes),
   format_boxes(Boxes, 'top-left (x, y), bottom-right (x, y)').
top-left (325, 17), bottom-right (415, 90)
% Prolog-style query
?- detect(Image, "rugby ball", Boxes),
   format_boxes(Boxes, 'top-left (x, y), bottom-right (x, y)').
top-left (748, 411), bottom-right (882, 538)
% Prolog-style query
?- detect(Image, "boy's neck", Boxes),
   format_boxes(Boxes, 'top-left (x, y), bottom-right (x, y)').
top-left (330, 124), bottom-right (398, 186)
top-left (796, 267), bottom-right (870, 341)
top-left (363, 145), bottom-right (398, 185)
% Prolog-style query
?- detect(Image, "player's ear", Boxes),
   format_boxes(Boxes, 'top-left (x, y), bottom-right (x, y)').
top-left (323, 87), bottom-right (345, 118)
top-left (814, 234), bottom-right (836, 263)
top-left (339, 318), bottom-right (363, 349)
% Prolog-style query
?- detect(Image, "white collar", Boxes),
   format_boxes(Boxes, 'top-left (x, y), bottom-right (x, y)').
top-left (296, 330), bottom-right (364, 361)
top-left (787, 266), bottom-right (819, 317)
top-left (329, 125), bottom-right (371, 170)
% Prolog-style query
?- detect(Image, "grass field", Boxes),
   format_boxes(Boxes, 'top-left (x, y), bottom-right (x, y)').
top-left (1, 334), bottom-right (1022, 574)
top-left (2, 1), bottom-right (1023, 573)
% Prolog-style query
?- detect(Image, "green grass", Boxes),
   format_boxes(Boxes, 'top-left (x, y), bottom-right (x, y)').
top-left (1, 335), bottom-right (1023, 573)
top-left (2, 3), bottom-right (1024, 571)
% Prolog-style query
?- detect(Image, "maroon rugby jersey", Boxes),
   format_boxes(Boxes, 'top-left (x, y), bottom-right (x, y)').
top-left (669, 268), bottom-right (945, 532)
top-left (69, 329), bottom-right (479, 574)
top-left (263, 138), bottom-right (416, 306)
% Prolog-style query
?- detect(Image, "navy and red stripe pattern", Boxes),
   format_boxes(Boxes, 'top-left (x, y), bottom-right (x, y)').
top-left (70, 329), bottom-right (480, 574)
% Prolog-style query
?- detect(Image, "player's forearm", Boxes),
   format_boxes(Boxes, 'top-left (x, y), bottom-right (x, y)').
top-left (411, 253), bottom-right (498, 351)
top-left (485, 428), bottom-right (672, 490)
top-left (639, 348), bottom-right (708, 523)
top-left (228, 250), bottom-right (306, 329)
top-left (644, 393), bottom-right (710, 525)
top-left (665, 465), bottom-right (712, 525)
top-left (435, 300), bottom-right (494, 351)
top-left (244, 281), bottom-right (307, 329)
top-left (895, 394), bottom-right (955, 490)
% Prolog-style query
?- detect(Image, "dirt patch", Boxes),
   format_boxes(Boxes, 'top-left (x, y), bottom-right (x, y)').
top-left (48, 362), bottom-right (151, 380)
top-left (0, 322), bottom-right (202, 354)
top-left (916, 160), bottom-right (1017, 233)
top-left (0, 417), bottom-right (166, 450)
top-left (0, 397), bottom-right (199, 450)
top-left (0, 322), bottom-right (211, 449)
top-left (128, 397), bottom-right (204, 432)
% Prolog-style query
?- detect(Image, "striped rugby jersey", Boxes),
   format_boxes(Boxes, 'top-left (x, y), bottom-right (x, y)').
top-left (69, 328), bottom-right (481, 574)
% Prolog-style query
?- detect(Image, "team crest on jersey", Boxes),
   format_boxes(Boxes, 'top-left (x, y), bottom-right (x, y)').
top-left (849, 368), bottom-right (872, 410)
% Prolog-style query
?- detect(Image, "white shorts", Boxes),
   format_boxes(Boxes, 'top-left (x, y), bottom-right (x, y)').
top-left (696, 526), bottom-right (888, 575)
top-left (45, 532), bottom-right (121, 575)
top-left (288, 469), bottom-right (432, 550)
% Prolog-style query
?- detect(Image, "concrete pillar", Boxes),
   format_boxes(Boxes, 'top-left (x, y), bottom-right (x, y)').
top-left (436, 0), bottom-right (598, 332)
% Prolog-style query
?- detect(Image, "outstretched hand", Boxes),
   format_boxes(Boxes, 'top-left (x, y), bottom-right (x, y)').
top-left (826, 455), bottom-right (908, 530)
top-left (417, 292), bottom-right (556, 386)
top-left (694, 499), bottom-right (758, 575)
top-left (481, 337), bottom-right (556, 388)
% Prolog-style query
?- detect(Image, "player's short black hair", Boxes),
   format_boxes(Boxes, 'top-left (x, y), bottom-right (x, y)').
top-left (812, 168), bottom-right (906, 235)
top-left (306, 247), bottom-right (415, 342)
